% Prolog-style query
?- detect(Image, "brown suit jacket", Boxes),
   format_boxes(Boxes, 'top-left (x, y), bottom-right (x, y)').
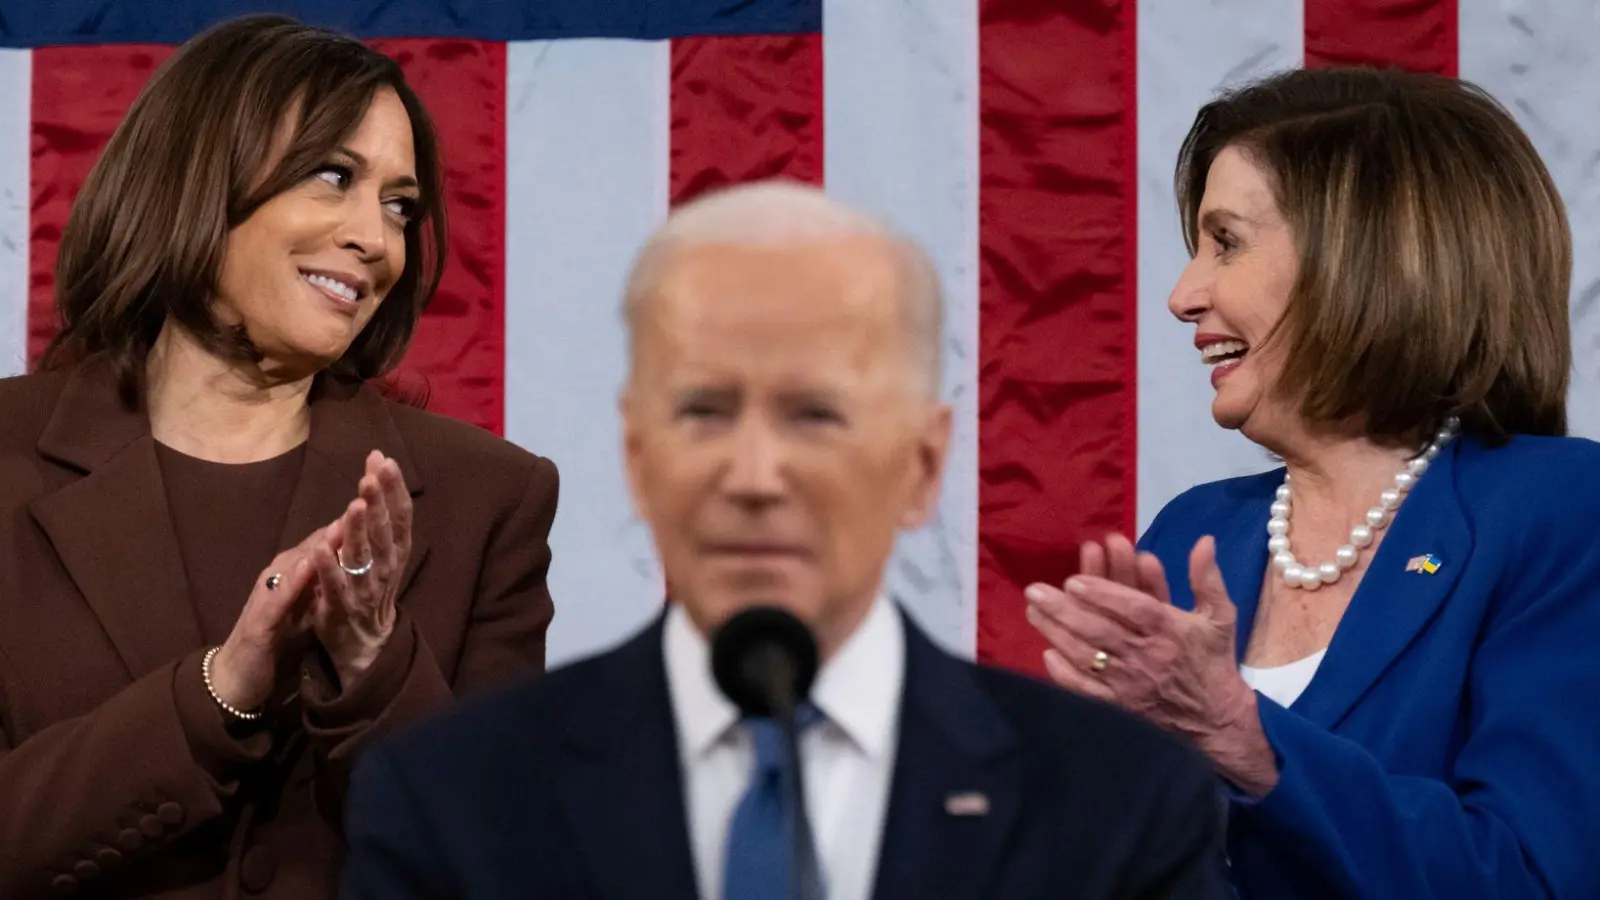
top-left (0, 362), bottom-right (560, 899)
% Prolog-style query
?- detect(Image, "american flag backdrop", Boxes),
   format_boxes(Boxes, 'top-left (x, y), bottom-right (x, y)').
top-left (0, 1), bottom-right (1595, 674)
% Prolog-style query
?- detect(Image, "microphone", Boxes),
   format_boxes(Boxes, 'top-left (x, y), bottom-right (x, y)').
top-left (711, 607), bottom-right (823, 900)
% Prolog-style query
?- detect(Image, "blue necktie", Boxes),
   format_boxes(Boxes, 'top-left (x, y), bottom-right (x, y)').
top-left (722, 704), bottom-right (824, 900)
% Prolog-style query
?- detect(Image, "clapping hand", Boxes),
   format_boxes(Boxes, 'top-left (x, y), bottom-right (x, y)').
top-left (209, 529), bottom-right (327, 713)
top-left (1024, 533), bottom-right (1277, 795)
top-left (307, 450), bottom-right (413, 689)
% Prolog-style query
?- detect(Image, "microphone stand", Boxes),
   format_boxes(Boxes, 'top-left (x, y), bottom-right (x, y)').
top-left (718, 612), bottom-right (825, 900)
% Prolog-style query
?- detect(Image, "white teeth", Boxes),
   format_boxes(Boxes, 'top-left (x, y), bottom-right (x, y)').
top-left (1200, 340), bottom-right (1248, 365)
top-left (302, 273), bottom-right (359, 302)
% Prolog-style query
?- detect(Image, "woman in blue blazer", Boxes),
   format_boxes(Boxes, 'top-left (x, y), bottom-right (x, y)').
top-left (1024, 67), bottom-right (1600, 898)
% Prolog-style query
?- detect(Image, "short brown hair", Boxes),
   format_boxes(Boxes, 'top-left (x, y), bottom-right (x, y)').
top-left (43, 14), bottom-right (449, 405)
top-left (1176, 67), bottom-right (1571, 444)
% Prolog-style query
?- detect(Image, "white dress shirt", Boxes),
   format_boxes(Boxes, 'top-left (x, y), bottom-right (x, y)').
top-left (664, 595), bottom-right (904, 900)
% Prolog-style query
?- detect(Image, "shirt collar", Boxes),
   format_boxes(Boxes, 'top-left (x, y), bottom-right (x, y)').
top-left (664, 602), bottom-right (740, 761)
top-left (809, 594), bottom-right (903, 760)
top-left (664, 595), bottom-right (905, 762)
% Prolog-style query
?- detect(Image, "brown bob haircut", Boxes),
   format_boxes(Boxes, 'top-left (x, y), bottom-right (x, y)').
top-left (43, 14), bottom-right (448, 404)
top-left (1176, 67), bottom-right (1571, 445)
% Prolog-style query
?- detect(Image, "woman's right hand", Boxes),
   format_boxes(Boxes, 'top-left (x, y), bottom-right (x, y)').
top-left (208, 531), bottom-right (324, 712)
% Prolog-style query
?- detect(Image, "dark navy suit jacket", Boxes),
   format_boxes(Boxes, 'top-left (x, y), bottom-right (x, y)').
top-left (340, 608), bottom-right (1229, 899)
top-left (1138, 434), bottom-right (1600, 898)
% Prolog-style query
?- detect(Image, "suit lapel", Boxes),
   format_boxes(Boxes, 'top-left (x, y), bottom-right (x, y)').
top-left (871, 612), bottom-right (1021, 900)
top-left (31, 439), bottom-right (203, 679)
top-left (1154, 472), bottom-right (1277, 661)
top-left (1292, 442), bottom-right (1471, 729)
top-left (551, 617), bottom-right (700, 900)
top-left (29, 364), bottom-right (201, 679)
top-left (1213, 478), bottom-right (1275, 662)
top-left (276, 378), bottom-right (428, 596)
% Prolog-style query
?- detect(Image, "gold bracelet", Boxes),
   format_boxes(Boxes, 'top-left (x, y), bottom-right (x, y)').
top-left (202, 646), bottom-right (265, 721)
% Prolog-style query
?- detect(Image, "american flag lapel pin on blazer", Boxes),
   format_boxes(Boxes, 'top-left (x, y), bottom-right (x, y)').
top-left (1405, 554), bottom-right (1442, 574)
top-left (944, 792), bottom-right (990, 816)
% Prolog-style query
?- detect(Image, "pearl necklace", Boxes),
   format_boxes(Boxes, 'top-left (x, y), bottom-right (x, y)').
top-left (1268, 416), bottom-right (1460, 590)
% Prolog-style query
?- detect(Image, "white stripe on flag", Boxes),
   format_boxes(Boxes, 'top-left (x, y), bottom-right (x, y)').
top-left (1135, 0), bottom-right (1303, 531)
top-left (823, 0), bottom-right (981, 658)
top-left (1460, 2), bottom-right (1600, 442)
top-left (0, 50), bottom-right (30, 378)
top-left (503, 39), bottom-right (671, 667)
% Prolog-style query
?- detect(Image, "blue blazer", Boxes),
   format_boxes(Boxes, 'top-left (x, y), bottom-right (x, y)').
top-left (340, 608), bottom-right (1230, 899)
top-left (1138, 434), bottom-right (1600, 898)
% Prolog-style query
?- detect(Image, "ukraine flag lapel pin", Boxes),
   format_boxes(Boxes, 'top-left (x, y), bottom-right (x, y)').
top-left (1405, 554), bottom-right (1442, 574)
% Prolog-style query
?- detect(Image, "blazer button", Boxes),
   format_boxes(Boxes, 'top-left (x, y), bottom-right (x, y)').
top-left (94, 847), bottom-right (123, 868)
top-left (137, 814), bottom-right (163, 839)
top-left (156, 802), bottom-right (184, 826)
top-left (239, 844), bottom-right (277, 894)
top-left (50, 874), bottom-right (76, 894)
top-left (115, 828), bottom-right (143, 851)
top-left (72, 860), bottom-right (100, 880)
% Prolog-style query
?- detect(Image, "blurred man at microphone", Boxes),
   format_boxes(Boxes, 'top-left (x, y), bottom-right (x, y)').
top-left (340, 181), bottom-right (1227, 900)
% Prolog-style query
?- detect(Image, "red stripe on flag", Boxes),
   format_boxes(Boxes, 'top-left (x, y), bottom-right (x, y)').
top-left (977, 1), bottom-right (1139, 676)
top-left (669, 34), bottom-right (823, 205)
top-left (373, 39), bottom-right (507, 435)
top-left (1305, 0), bottom-right (1459, 76)
top-left (28, 46), bottom-right (173, 368)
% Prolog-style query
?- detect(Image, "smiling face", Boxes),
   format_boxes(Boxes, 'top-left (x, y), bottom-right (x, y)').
top-left (622, 235), bottom-right (951, 657)
top-left (214, 87), bottom-right (420, 379)
top-left (1167, 145), bottom-right (1301, 435)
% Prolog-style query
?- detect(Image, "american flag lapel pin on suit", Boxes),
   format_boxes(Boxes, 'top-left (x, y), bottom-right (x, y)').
top-left (944, 792), bottom-right (989, 816)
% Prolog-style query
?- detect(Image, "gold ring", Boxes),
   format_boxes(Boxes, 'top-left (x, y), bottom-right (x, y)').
top-left (1090, 650), bottom-right (1110, 673)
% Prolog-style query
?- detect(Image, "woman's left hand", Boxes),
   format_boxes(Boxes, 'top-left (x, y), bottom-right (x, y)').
top-left (309, 451), bottom-right (413, 689)
top-left (1024, 533), bottom-right (1278, 795)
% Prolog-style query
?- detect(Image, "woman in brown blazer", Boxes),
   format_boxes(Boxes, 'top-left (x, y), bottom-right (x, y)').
top-left (0, 15), bottom-right (560, 899)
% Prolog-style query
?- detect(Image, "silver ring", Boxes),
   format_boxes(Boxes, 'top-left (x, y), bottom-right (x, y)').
top-left (265, 573), bottom-right (282, 591)
top-left (337, 550), bottom-right (374, 577)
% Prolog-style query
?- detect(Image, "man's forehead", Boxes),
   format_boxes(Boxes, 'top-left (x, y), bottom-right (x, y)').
top-left (649, 238), bottom-right (902, 305)
top-left (643, 349), bottom-right (916, 409)
top-left (625, 236), bottom-right (923, 390)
